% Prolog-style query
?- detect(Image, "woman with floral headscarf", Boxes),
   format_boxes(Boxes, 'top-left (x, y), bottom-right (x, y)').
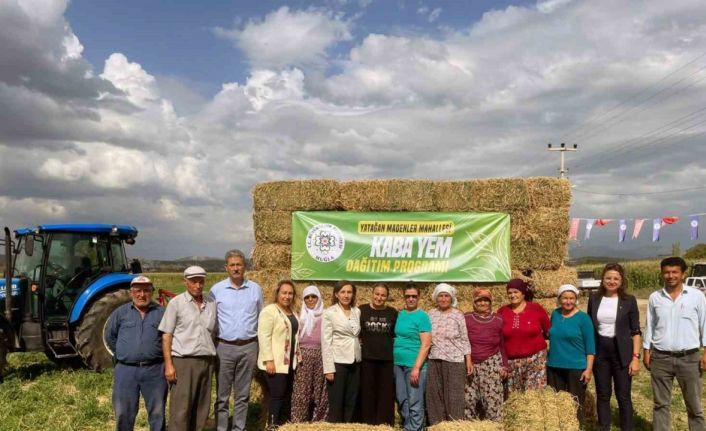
top-left (425, 283), bottom-right (473, 425)
top-left (497, 278), bottom-right (551, 393)
top-left (290, 285), bottom-right (329, 422)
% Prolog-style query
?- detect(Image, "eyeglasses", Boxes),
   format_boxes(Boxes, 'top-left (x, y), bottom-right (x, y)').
top-left (304, 295), bottom-right (318, 300)
top-left (404, 294), bottom-right (418, 299)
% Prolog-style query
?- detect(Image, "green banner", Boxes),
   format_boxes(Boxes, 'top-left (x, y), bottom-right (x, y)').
top-left (291, 211), bottom-right (511, 282)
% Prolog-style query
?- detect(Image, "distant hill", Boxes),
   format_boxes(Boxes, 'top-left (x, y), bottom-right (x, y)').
top-left (138, 256), bottom-right (252, 273)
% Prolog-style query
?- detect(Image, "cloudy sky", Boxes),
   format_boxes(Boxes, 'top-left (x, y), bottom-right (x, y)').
top-left (1, 0), bottom-right (705, 259)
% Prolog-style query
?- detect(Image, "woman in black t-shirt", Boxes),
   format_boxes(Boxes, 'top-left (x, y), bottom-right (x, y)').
top-left (358, 283), bottom-right (398, 426)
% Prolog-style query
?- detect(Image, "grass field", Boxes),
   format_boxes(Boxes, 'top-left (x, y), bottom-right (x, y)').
top-left (0, 273), bottom-right (703, 430)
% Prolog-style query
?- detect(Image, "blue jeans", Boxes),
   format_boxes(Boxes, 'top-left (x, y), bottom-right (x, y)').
top-left (113, 362), bottom-right (167, 431)
top-left (394, 365), bottom-right (427, 431)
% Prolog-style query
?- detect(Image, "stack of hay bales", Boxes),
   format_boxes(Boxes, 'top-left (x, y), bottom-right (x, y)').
top-left (251, 177), bottom-right (575, 308)
top-left (249, 178), bottom-right (576, 412)
top-left (427, 420), bottom-right (503, 430)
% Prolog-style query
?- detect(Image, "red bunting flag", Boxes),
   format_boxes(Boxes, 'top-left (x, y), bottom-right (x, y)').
top-left (595, 219), bottom-right (612, 226)
top-left (661, 217), bottom-right (679, 225)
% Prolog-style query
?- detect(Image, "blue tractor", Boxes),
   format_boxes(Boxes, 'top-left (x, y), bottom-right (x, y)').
top-left (1, 224), bottom-right (142, 374)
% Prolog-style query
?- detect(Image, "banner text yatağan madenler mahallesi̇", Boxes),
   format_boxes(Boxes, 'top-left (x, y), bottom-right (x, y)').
top-left (346, 220), bottom-right (454, 273)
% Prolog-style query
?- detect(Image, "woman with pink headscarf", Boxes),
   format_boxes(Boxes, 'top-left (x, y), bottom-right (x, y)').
top-left (464, 287), bottom-right (508, 422)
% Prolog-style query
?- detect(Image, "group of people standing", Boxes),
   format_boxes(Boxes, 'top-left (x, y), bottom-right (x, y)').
top-left (105, 254), bottom-right (706, 431)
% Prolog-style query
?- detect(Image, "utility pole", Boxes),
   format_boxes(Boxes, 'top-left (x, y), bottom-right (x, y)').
top-left (547, 143), bottom-right (578, 179)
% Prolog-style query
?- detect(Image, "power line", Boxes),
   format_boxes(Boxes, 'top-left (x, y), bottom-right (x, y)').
top-left (563, 50), bottom-right (706, 143)
top-left (573, 185), bottom-right (706, 196)
top-left (572, 107), bottom-right (706, 171)
top-left (572, 65), bottom-right (706, 145)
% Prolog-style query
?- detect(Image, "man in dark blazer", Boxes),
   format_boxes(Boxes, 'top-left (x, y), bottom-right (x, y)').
top-left (587, 263), bottom-right (641, 431)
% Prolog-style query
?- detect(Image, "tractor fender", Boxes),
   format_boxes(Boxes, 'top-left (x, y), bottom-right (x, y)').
top-left (69, 273), bottom-right (137, 324)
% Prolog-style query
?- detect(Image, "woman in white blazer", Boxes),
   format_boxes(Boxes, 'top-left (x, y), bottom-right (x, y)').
top-left (258, 280), bottom-right (300, 429)
top-left (321, 280), bottom-right (361, 423)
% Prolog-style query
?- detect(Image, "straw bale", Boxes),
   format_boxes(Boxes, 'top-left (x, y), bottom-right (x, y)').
top-left (279, 424), bottom-right (395, 431)
top-left (433, 181), bottom-right (475, 211)
top-left (503, 388), bottom-right (579, 431)
top-left (525, 177), bottom-right (572, 209)
top-left (252, 244), bottom-right (291, 270)
top-left (386, 180), bottom-right (436, 210)
top-left (511, 207), bottom-right (569, 271)
top-left (339, 180), bottom-right (436, 211)
top-left (248, 269), bottom-right (292, 294)
top-left (523, 266), bottom-right (577, 299)
top-left (254, 210), bottom-right (292, 243)
top-left (468, 179), bottom-right (530, 212)
top-left (427, 420), bottom-right (502, 431)
top-left (339, 180), bottom-right (388, 211)
top-left (253, 180), bottom-right (341, 211)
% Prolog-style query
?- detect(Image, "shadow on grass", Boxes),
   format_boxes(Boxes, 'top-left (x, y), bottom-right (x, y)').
top-left (3, 352), bottom-right (65, 381)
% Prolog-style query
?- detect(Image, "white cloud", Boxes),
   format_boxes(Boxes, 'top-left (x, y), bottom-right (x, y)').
top-left (3, 1), bottom-right (706, 258)
top-left (214, 6), bottom-right (352, 68)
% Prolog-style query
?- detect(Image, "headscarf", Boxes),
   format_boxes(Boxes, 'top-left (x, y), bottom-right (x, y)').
top-left (557, 284), bottom-right (580, 305)
top-left (472, 287), bottom-right (492, 302)
top-left (506, 278), bottom-right (534, 301)
top-left (432, 283), bottom-right (458, 307)
top-left (299, 285), bottom-right (323, 337)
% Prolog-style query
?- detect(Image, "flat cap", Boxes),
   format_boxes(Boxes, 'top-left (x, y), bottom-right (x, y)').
top-left (130, 275), bottom-right (153, 287)
top-left (184, 265), bottom-right (207, 279)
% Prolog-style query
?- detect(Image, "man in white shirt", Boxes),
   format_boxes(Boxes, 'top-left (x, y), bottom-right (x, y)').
top-left (643, 257), bottom-right (706, 431)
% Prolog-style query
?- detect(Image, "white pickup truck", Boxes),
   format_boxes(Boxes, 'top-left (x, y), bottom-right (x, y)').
top-left (577, 270), bottom-right (601, 293)
top-left (685, 276), bottom-right (706, 294)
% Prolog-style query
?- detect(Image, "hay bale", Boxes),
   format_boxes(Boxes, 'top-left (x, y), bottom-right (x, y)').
top-left (339, 180), bottom-right (388, 211)
top-left (278, 423), bottom-right (395, 431)
top-left (253, 180), bottom-right (341, 211)
top-left (468, 179), bottom-right (530, 212)
top-left (503, 388), bottom-right (579, 430)
top-left (526, 266), bottom-right (577, 299)
top-left (525, 177), bottom-right (572, 209)
top-left (386, 180), bottom-right (436, 210)
top-left (252, 244), bottom-right (291, 270)
top-left (433, 181), bottom-right (476, 211)
top-left (427, 420), bottom-right (502, 431)
top-left (254, 210), bottom-right (292, 243)
top-left (511, 207), bottom-right (569, 271)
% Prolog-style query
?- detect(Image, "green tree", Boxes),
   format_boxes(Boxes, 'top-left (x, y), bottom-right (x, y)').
top-left (684, 243), bottom-right (706, 259)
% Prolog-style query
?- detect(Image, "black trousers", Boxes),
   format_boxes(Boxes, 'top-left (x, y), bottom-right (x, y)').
top-left (327, 362), bottom-right (361, 423)
top-left (594, 336), bottom-right (633, 430)
top-left (266, 371), bottom-right (294, 428)
top-left (547, 366), bottom-right (587, 424)
top-left (359, 359), bottom-right (395, 426)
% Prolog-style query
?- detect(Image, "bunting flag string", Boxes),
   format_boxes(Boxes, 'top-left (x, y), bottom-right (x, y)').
top-left (569, 213), bottom-right (702, 243)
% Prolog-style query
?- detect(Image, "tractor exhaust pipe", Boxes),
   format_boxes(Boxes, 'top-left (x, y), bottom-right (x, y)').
top-left (4, 227), bottom-right (12, 322)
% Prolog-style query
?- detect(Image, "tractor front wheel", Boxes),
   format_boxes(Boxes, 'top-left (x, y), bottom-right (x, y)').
top-left (0, 328), bottom-right (8, 381)
top-left (74, 289), bottom-right (131, 370)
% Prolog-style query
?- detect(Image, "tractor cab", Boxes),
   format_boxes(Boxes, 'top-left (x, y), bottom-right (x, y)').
top-left (1, 224), bottom-right (140, 372)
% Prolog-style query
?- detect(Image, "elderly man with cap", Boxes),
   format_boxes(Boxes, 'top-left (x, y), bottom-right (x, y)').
top-left (159, 265), bottom-right (216, 431)
top-left (105, 275), bottom-right (167, 431)
top-left (425, 283), bottom-right (472, 426)
top-left (547, 284), bottom-right (595, 425)
top-left (208, 250), bottom-right (264, 431)
top-left (464, 288), bottom-right (508, 422)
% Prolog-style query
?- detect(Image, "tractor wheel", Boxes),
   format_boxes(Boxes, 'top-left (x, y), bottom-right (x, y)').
top-left (74, 289), bottom-right (131, 371)
top-left (0, 329), bottom-right (8, 382)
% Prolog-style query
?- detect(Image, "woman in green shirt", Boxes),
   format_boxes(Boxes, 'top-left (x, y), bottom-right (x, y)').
top-left (393, 284), bottom-right (431, 431)
top-left (547, 284), bottom-right (596, 425)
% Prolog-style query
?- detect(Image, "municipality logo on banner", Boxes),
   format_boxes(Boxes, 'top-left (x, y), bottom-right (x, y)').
top-left (305, 223), bottom-right (345, 262)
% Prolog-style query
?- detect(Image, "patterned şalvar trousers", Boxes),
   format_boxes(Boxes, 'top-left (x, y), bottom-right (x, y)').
top-left (506, 349), bottom-right (547, 393)
top-left (425, 359), bottom-right (467, 425)
top-left (290, 346), bottom-right (329, 422)
top-left (464, 352), bottom-right (504, 422)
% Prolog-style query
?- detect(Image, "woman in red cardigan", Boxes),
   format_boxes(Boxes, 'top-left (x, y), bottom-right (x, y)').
top-left (497, 278), bottom-right (551, 393)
